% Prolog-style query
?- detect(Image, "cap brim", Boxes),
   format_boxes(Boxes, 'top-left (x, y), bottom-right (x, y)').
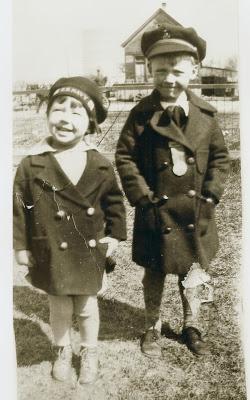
top-left (147, 42), bottom-right (198, 59)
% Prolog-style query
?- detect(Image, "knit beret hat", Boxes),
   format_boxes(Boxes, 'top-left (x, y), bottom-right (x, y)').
top-left (141, 25), bottom-right (206, 61)
top-left (47, 76), bottom-right (108, 124)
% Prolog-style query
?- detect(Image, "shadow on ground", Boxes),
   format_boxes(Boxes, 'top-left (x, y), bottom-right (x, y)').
top-left (14, 286), bottom-right (182, 367)
top-left (14, 318), bottom-right (53, 366)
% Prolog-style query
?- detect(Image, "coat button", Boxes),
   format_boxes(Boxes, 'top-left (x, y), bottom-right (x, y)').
top-left (59, 242), bottom-right (68, 250)
top-left (55, 210), bottom-right (66, 219)
top-left (87, 207), bottom-right (95, 216)
top-left (163, 161), bottom-right (168, 167)
top-left (186, 224), bottom-right (195, 231)
top-left (187, 157), bottom-right (195, 165)
top-left (206, 197), bottom-right (214, 204)
top-left (88, 239), bottom-right (97, 248)
top-left (163, 227), bottom-right (172, 234)
top-left (187, 190), bottom-right (196, 198)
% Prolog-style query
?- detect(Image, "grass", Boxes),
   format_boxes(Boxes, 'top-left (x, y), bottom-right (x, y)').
top-left (13, 109), bottom-right (245, 400)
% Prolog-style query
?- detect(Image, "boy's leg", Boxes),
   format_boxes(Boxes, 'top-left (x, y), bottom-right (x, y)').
top-left (74, 295), bottom-right (99, 384)
top-left (141, 267), bottom-right (165, 357)
top-left (178, 276), bottom-right (210, 355)
top-left (142, 267), bottom-right (165, 331)
top-left (48, 295), bottom-right (74, 381)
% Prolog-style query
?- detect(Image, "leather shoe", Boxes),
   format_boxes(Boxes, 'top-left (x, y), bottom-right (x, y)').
top-left (182, 327), bottom-right (210, 356)
top-left (140, 329), bottom-right (162, 358)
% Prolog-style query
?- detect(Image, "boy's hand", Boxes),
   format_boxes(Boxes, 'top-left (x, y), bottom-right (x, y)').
top-left (99, 237), bottom-right (119, 257)
top-left (15, 250), bottom-right (35, 267)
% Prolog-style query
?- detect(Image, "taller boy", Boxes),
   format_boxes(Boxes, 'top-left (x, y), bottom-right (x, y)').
top-left (115, 25), bottom-right (229, 357)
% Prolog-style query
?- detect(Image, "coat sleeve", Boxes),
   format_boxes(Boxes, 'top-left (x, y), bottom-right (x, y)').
top-left (202, 117), bottom-right (230, 203)
top-left (13, 157), bottom-right (32, 250)
top-left (115, 109), bottom-right (154, 206)
top-left (102, 166), bottom-right (127, 241)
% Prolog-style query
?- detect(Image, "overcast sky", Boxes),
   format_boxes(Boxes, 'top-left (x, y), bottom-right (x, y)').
top-left (13, 0), bottom-right (238, 83)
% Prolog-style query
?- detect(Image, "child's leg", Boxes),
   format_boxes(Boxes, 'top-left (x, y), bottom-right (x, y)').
top-left (141, 268), bottom-right (165, 357)
top-left (48, 295), bottom-right (74, 381)
top-left (48, 295), bottom-right (74, 346)
top-left (142, 268), bottom-right (165, 332)
top-left (74, 295), bottom-right (99, 384)
top-left (73, 295), bottom-right (99, 348)
top-left (178, 275), bottom-right (210, 355)
top-left (178, 275), bottom-right (201, 331)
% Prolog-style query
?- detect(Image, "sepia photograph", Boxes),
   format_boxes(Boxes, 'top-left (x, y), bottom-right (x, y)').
top-left (1, 0), bottom-right (248, 398)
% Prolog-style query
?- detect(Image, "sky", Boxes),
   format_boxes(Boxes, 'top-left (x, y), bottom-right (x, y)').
top-left (13, 0), bottom-right (239, 84)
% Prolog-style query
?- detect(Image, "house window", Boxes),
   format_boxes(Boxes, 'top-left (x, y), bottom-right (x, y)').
top-left (125, 55), bottom-right (134, 63)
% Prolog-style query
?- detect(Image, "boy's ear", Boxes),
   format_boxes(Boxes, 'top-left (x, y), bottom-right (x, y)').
top-left (192, 63), bottom-right (199, 80)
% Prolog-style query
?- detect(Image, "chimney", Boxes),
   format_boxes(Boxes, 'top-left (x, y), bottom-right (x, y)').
top-left (161, 2), bottom-right (166, 10)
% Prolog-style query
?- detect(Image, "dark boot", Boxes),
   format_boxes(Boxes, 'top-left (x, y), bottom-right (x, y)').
top-left (78, 347), bottom-right (98, 385)
top-left (182, 327), bottom-right (210, 356)
top-left (140, 329), bottom-right (162, 358)
top-left (52, 344), bottom-right (73, 381)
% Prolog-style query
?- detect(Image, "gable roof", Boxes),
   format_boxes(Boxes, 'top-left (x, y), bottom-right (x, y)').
top-left (121, 8), bottom-right (182, 48)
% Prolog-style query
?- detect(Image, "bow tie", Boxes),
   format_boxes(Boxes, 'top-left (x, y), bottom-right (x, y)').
top-left (157, 105), bottom-right (187, 128)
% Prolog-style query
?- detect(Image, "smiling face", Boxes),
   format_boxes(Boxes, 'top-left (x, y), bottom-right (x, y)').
top-left (47, 95), bottom-right (90, 148)
top-left (149, 54), bottom-right (198, 101)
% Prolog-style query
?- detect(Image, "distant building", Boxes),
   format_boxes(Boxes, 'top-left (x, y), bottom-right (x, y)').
top-left (121, 3), bottom-right (181, 83)
top-left (121, 2), bottom-right (237, 97)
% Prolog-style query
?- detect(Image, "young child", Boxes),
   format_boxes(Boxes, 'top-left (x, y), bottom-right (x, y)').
top-left (115, 25), bottom-right (230, 357)
top-left (14, 76), bottom-right (126, 383)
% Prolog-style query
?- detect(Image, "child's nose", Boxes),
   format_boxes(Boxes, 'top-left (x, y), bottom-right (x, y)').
top-left (163, 73), bottom-right (175, 84)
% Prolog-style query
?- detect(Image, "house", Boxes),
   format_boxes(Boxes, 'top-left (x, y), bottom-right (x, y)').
top-left (120, 2), bottom-right (237, 98)
top-left (121, 3), bottom-right (181, 83)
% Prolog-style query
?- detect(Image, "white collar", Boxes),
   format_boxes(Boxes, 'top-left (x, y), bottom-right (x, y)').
top-left (28, 136), bottom-right (97, 156)
top-left (160, 91), bottom-right (189, 116)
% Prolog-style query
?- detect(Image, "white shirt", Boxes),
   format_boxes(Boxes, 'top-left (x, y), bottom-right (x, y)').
top-left (160, 91), bottom-right (189, 116)
top-left (29, 137), bottom-right (97, 186)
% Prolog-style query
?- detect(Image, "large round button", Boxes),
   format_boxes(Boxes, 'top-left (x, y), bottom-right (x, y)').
top-left (59, 242), bottom-right (68, 250)
top-left (206, 197), bottom-right (214, 204)
top-left (87, 207), bottom-right (95, 216)
top-left (187, 157), bottom-right (195, 165)
top-left (163, 227), bottom-right (172, 234)
top-left (88, 239), bottom-right (97, 248)
top-left (163, 161), bottom-right (168, 167)
top-left (187, 224), bottom-right (195, 231)
top-left (187, 190), bottom-right (196, 198)
top-left (56, 210), bottom-right (66, 219)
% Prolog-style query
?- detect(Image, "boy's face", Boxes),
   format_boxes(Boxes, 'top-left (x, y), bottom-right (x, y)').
top-left (149, 54), bottom-right (198, 101)
top-left (48, 95), bottom-right (89, 147)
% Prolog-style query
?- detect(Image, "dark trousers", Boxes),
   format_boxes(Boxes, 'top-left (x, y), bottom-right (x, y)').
top-left (142, 268), bottom-right (201, 332)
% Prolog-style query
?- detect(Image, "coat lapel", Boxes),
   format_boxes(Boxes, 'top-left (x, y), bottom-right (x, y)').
top-left (149, 111), bottom-right (195, 152)
top-left (148, 89), bottom-right (217, 153)
top-left (184, 90), bottom-right (217, 151)
top-left (31, 151), bottom-right (107, 209)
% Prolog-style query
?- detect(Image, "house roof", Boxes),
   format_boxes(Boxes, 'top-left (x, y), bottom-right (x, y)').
top-left (121, 8), bottom-right (182, 48)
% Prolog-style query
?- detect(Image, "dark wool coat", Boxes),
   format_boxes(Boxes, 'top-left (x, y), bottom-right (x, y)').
top-left (115, 89), bottom-right (230, 275)
top-left (13, 149), bottom-right (126, 295)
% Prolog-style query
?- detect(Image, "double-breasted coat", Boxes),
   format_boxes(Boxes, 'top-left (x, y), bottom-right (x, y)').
top-left (115, 89), bottom-right (230, 275)
top-left (13, 149), bottom-right (126, 295)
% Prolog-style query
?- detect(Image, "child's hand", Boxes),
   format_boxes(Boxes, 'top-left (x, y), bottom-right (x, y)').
top-left (99, 237), bottom-right (119, 257)
top-left (15, 250), bottom-right (35, 267)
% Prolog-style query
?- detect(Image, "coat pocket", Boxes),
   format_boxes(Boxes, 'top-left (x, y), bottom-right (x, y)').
top-left (198, 201), bottom-right (215, 235)
top-left (31, 236), bottom-right (50, 266)
top-left (196, 150), bottom-right (209, 174)
top-left (139, 206), bottom-right (159, 232)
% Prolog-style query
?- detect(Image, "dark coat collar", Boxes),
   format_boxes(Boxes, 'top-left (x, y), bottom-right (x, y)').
top-left (30, 150), bottom-right (109, 209)
top-left (135, 88), bottom-right (217, 152)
